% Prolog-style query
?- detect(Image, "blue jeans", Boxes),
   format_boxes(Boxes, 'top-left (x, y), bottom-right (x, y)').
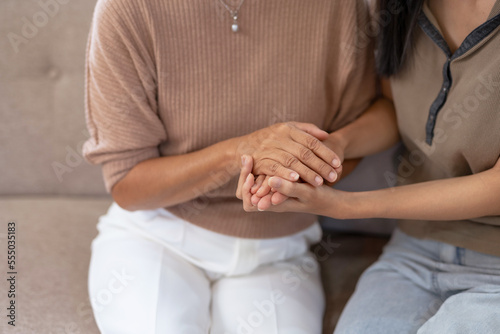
top-left (334, 228), bottom-right (500, 334)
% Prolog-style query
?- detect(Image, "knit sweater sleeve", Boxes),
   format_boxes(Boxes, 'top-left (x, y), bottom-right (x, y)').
top-left (326, 0), bottom-right (377, 132)
top-left (82, 0), bottom-right (166, 193)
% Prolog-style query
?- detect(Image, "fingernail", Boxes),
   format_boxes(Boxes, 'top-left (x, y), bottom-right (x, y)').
top-left (332, 159), bottom-right (341, 168)
top-left (241, 156), bottom-right (247, 166)
top-left (270, 177), bottom-right (282, 188)
top-left (329, 171), bottom-right (337, 182)
top-left (290, 172), bottom-right (299, 180)
top-left (315, 176), bottom-right (323, 185)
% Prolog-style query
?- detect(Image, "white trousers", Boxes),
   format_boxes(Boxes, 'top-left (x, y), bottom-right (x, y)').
top-left (88, 203), bottom-right (325, 334)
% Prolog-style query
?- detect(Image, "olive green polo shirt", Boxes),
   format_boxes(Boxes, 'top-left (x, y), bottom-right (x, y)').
top-left (390, 1), bottom-right (500, 256)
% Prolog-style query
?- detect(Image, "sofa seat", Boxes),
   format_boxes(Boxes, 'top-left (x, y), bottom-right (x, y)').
top-left (0, 197), bottom-right (110, 334)
top-left (0, 196), bottom-right (388, 334)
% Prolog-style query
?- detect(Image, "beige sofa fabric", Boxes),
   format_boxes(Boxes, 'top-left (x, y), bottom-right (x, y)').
top-left (0, 197), bottom-right (110, 333)
top-left (0, 0), bottom-right (105, 196)
top-left (0, 197), bottom-right (386, 334)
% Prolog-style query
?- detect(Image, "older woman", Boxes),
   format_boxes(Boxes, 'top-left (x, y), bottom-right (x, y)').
top-left (239, 0), bottom-right (500, 333)
top-left (83, 0), bottom-right (378, 332)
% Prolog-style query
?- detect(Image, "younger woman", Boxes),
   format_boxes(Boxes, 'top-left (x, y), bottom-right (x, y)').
top-left (239, 0), bottom-right (500, 333)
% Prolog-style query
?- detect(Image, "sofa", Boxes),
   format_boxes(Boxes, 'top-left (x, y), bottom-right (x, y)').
top-left (0, 1), bottom-right (396, 333)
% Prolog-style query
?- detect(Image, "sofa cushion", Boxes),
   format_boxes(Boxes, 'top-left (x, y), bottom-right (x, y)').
top-left (0, 196), bottom-right (387, 333)
top-left (0, 196), bottom-right (111, 333)
top-left (320, 233), bottom-right (388, 332)
top-left (0, 0), bottom-right (105, 196)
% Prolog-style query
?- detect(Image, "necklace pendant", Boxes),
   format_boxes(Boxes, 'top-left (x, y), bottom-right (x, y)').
top-left (231, 15), bottom-right (239, 32)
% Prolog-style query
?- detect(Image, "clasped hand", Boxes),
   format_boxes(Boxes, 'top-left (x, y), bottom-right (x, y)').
top-left (235, 122), bottom-right (344, 212)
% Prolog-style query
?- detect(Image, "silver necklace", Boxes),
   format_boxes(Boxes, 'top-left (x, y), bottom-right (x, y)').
top-left (218, 0), bottom-right (246, 33)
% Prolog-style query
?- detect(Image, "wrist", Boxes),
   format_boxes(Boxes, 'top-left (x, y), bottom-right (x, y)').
top-left (214, 136), bottom-right (246, 177)
top-left (338, 191), bottom-right (358, 219)
top-left (323, 190), bottom-right (371, 220)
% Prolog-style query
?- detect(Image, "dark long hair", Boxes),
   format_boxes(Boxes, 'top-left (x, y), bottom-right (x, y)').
top-left (376, 0), bottom-right (425, 77)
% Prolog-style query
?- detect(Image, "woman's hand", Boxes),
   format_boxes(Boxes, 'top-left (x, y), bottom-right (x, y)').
top-left (244, 132), bottom-right (352, 210)
top-left (236, 122), bottom-right (341, 188)
top-left (113, 121), bottom-right (341, 212)
top-left (236, 157), bottom-right (288, 211)
top-left (249, 175), bottom-right (289, 209)
top-left (237, 156), bottom-right (348, 216)
top-left (321, 134), bottom-right (347, 184)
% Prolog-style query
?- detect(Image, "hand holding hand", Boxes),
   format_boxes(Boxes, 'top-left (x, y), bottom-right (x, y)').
top-left (249, 175), bottom-right (289, 210)
top-left (237, 155), bottom-right (347, 216)
top-left (243, 131), bottom-right (351, 211)
top-left (236, 157), bottom-right (289, 211)
top-left (236, 122), bottom-right (341, 188)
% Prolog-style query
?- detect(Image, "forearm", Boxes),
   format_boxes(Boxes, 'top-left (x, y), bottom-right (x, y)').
top-left (112, 137), bottom-right (241, 211)
top-left (336, 167), bottom-right (500, 220)
top-left (325, 97), bottom-right (400, 160)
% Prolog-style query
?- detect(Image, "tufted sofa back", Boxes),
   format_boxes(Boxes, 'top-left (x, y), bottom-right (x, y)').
top-left (0, 0), bottom-right (107, 196)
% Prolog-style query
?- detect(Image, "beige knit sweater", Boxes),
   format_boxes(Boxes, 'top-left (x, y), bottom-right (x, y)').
top-left (83, 0), bottom-right (376, 238)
